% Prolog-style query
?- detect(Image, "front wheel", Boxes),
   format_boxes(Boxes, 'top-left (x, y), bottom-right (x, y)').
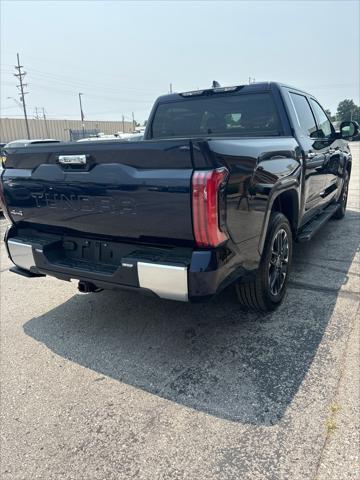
top-left (236, 212), bottom-right (293, 312)
top-left (333, 171), bottom-right (349, 220)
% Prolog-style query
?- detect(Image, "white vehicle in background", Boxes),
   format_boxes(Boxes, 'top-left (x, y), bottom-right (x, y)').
top-left (77, 134), bottom-right (117, 142)
top-left (77, 132), bottom-right (143, 142)
top-left (116, 132), bottom-right (144, 141)
top-left (3, 139), bottom-right (60, 148)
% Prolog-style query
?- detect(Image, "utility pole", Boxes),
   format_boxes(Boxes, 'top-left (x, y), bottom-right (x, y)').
top-left (169, 83), bottom-right (173, 93)
top-left (122, 115), bottom-right (125, 133)
top-left (78, 93), bottom-right (85, 137)
top-left (34, 107), bottom-right (40, 119)
top-left (132, 112), bottom-right (135, 132)
top-left (42, 108), bottom-right (50, 137)
top-left (14, 53), bottom-right (30, 139)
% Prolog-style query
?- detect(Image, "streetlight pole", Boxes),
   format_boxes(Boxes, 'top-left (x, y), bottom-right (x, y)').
top-left (78, 93), bottom-right (85, 138)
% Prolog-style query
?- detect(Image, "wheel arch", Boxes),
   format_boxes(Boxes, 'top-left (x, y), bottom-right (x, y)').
top-left (258, 184), bottom-right (300, 255)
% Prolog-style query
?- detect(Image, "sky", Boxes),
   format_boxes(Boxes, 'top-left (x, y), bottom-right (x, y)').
top-left (1, 0), bottom-right (359, 124)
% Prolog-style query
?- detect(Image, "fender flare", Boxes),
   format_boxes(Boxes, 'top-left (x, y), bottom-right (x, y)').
top-left (258, 179), bottom-right (300, 255)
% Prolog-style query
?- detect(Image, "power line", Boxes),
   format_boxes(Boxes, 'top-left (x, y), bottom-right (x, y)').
top-left (8, 67), bottom-right (159, 95)
top-left (14, 53), bottom-right (30, 138)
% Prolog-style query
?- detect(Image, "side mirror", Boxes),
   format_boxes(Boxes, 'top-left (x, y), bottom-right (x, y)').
top-left (340, 121), bottom-right (359, 139)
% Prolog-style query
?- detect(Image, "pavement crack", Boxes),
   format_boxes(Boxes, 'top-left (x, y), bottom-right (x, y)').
top-left (288, 281), bottom-right (359, 300)
top-left (294, 260), bottom-right (360, 276)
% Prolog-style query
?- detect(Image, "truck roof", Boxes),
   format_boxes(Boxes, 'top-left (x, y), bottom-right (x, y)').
top-left (156, 81), bottom-right (311, 103)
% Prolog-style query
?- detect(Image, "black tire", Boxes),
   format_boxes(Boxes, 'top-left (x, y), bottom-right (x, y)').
top-left (236, 212), bottom-right (293, 312)
top-left (332, 171), bottom-right (349, 220)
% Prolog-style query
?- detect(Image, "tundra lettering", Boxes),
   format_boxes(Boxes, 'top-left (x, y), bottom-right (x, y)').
top-left (31, 193), bottom-right (136, 215)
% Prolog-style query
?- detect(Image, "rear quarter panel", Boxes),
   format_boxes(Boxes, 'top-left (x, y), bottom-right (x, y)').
top-left (204, 137), bottom-right (302, 266)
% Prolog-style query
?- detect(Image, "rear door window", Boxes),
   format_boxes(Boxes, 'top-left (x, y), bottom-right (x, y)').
top-left (289, 93), bottom-right (318, 137)
top-left (151, 93), bottom-right (283, 138)
top-left (309, 99), bottom-right (333, 138)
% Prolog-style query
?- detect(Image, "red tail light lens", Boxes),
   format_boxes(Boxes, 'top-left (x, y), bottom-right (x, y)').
top-left (192, 167), bottom-right (229, 247)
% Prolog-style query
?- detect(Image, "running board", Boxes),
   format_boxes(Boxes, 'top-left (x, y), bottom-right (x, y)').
top-left (297, 204), bottom-right (339, 242)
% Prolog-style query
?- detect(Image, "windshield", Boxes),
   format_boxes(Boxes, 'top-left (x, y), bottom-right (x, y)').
top-left (151, 92), bottom-right (282, 138)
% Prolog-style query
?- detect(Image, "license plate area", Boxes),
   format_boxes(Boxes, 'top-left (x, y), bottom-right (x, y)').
top-left (9, 227), bottom-right (192, 288)
top-left (44, 236), bottom-right (139, 282)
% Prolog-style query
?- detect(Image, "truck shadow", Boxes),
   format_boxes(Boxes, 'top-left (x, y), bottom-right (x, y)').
top-left (23, 210), bottom-right (359, 425)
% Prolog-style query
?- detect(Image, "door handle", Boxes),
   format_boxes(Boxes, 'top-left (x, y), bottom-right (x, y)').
top-left (308, 152), bottom-right (316, 159)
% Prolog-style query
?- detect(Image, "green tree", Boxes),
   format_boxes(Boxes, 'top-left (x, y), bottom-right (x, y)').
top-left (336, 99), bottom-right (360, 122)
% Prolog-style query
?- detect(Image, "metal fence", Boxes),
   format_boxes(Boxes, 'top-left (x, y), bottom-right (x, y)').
top-left (0, 118), bottom-right (133, 143)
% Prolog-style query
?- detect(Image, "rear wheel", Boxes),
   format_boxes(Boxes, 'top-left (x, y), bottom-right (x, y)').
top-left (333, 171), bottom-right (349, 220)
top-left (236, 212), bottom-right (293, 312)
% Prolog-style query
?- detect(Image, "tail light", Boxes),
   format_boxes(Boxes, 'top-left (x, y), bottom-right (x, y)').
top-left (192, 167), bottom-right (229, 247)
top-left (0, 177), bottom-right (12, 223)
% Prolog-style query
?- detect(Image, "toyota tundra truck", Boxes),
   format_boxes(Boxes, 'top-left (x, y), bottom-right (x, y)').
top-left (1, 82), bottom-right (357, 311)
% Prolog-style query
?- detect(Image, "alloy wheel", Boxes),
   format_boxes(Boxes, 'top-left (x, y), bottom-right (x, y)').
top-left (268, 228), bottom-right (289, 296)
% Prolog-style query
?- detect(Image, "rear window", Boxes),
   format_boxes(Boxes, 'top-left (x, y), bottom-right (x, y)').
top-left (151, 93), bottom-right (282, 138)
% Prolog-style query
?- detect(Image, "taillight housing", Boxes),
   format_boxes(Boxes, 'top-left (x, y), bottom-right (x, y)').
top-left (0, 176), bottom-right (12, 223)
top-left (192, 167), bottom-right (229, 247)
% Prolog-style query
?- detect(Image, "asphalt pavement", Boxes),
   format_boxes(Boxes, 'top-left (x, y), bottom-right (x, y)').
top-left (1, 143), bottom-right (359, 480)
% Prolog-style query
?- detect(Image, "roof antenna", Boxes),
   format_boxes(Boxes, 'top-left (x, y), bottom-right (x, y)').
top-left (212, 80), bottom-right (221, 88)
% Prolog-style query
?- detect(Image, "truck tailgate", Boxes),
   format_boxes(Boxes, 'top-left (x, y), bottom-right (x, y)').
top-left (2, 140), bottom-right (195, 243)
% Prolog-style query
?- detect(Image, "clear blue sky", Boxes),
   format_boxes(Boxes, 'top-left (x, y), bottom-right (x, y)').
top-left (1, 0), bottom-right (359, 123)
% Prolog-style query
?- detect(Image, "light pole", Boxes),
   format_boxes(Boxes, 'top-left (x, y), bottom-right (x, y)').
top-left (78, 93), bottom-right (85, 138)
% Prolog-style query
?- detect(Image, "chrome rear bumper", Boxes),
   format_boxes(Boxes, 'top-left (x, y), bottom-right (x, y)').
top-left (7, 238), bottom-right (189, 301)
top-left (7, 239), bottom-right (36, 271)
top-left (137, 262), bottom-right (188, 302)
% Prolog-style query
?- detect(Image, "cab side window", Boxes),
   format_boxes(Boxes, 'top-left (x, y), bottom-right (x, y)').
top-left (309, 99), bottom-right (333, 138)
top-left (289, 93), bottom-right (318, 138)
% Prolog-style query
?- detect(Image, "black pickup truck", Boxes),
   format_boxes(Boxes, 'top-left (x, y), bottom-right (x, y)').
top-left (1, 82), bottom-right (358, 311)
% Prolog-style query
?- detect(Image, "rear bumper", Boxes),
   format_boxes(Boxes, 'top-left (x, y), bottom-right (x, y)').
top-left (6, 229), bottom-right (245, 302)
top-left (7, 239), bottom-right (36, 271)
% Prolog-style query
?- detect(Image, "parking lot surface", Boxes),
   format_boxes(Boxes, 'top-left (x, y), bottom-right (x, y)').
top-left (1, 144), bottom-right (359, 480)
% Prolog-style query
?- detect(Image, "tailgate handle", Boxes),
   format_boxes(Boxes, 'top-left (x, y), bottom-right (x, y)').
top-left (58, 154), bottom-right (87, 165)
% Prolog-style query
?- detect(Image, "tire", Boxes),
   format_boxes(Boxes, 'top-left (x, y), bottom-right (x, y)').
top-left (332, 171), bottom-right (349, 220)
top-left (236, 212), bottom-right (293, 312)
